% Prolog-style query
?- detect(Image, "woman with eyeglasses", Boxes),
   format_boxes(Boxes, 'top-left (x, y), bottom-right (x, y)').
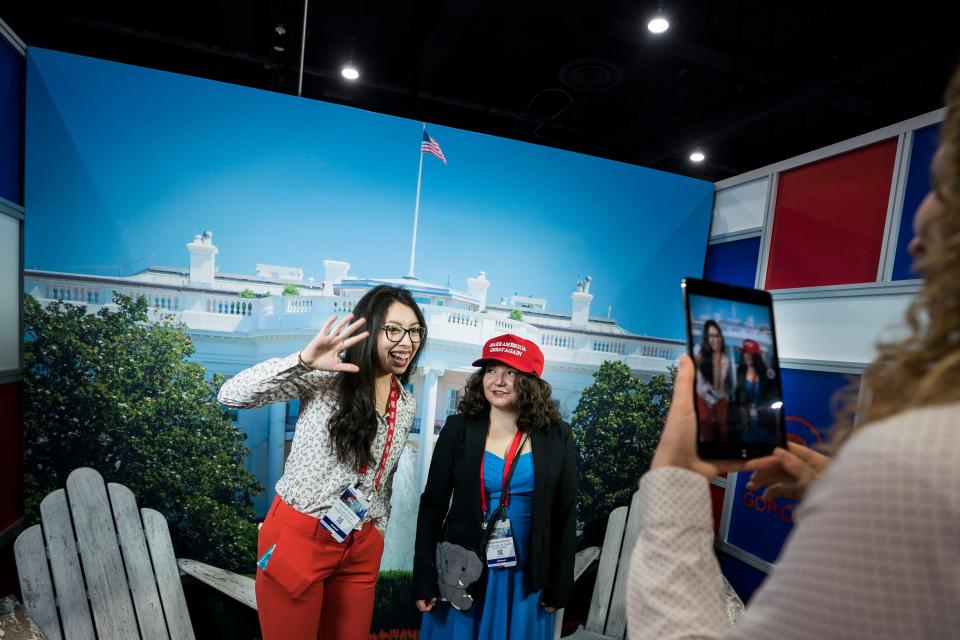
top-left (219, 284), bottom-right (427, 640)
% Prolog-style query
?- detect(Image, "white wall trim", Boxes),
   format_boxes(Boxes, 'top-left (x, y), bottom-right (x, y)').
top-left (875, 133), bottom-right (907, 282)
top-left (715, 539), bottom-right (774, 574)
top-left (754, 173), bottom-right (778, 288)
top-left (780, 358), bottom-right (867, 374)
top-left (769, 280), bottom-right (922, 301)
top-left (708, 228), bottom-right (762, 245)
top-left (715, 108), bottom-right (945, 191)
top-left (0, 17), bottom-right (26, 56)
top-left (881, 129), bottom-right (916, 281)
top-left (0, 369), bottom-right (22, 384)
top-left (0, 197), bottom-right (23, 221)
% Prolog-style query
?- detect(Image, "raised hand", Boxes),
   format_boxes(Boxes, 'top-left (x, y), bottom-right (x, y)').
top-left (298, 314), bottom-right (369, 373)
top-left (743, 442), bottom-right (829, 502)
top-left (650, 355), bottom-right (748, 480)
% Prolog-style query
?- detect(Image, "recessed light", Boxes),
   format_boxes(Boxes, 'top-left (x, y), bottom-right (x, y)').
top-left (690, 150), bottom-right (705, 162)
top-left (647, 16), bottom-right (669, 34)
top-left (341, 66), bottom-right (360, 81)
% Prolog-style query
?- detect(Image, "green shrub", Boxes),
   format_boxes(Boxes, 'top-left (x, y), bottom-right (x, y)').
top-left (372, 570), bottom-right (420, 633)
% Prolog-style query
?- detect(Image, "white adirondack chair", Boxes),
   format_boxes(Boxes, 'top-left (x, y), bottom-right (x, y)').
top-left (9, 467), bottom-right (257, 640)
top-left (565, 490), bottom-right (745, 640)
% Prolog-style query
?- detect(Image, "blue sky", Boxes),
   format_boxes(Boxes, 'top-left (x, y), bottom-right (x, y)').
top-left (24, 48), bottom-right (714, 338)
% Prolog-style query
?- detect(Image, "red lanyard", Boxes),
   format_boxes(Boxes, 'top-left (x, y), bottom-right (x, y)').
top-left (479, 429), bottom-right (525, 516)
top-left (359, 376), bottom-right (399, 493)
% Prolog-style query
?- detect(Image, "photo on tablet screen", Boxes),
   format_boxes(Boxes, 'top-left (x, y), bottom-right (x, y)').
top-left (688, 293), bottom-right (783, 447)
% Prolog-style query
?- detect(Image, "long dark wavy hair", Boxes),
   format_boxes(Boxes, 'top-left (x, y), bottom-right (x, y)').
top-left (698, 319), bottom-right (727, 381)
top-left (328, 285), bottom-right (427, 468)
top-left (735, 350), bottom-right (773, 403)
top-left (458, 365), bottom-right (562, 431)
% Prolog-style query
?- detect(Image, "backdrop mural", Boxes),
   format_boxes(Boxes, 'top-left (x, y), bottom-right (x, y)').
top-left (23, 47), bottom-right (713, 635)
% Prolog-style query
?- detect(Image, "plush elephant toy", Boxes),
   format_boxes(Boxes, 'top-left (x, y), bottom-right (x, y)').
top-left (436, 542), bottom-right (485, 611)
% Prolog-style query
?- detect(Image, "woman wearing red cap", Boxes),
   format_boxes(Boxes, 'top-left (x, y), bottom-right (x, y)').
top-left (734, 339), bottom-right (778, 443)
top-left (413, 333), bottom-right (578, 639)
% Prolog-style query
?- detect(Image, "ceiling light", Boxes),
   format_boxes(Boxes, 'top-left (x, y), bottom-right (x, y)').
top-left (647, 16), bottom-right (669, 34)
top-left (690, 150), bottom-right (705, 162)
top-left (341, 66), bottom-right (359, 81)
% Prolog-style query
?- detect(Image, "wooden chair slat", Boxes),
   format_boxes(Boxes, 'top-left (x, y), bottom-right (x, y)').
top-left (66, 468), bottom-right (141, 640)
top-left (13, 525), bottom-right (63, 640)
top-left (108, 483), bottom-right (170, 640)
top-left (39, 489), bottom-right (96, 640)
top-left (584, 505), bottom-right (627, 634)
top-left (142, 509), bottom-right (195, 640)
top-left (604, 491), bottom-right (643, 639)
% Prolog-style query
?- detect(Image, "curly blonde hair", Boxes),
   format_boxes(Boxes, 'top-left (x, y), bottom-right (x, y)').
top-left (851, 66), bottom-right (960, 430)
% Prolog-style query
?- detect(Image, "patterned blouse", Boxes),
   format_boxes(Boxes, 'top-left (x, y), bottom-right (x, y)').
top-left (627, 402), bottom-right (960, 639)
top-left (218, 353), bottom-right (417, 534)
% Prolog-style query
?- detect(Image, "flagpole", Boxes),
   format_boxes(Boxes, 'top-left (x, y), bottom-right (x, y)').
top-left (408, 122), bottom-right (426, 278)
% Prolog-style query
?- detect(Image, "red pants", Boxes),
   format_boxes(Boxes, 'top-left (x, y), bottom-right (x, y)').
top-left (697, 396), bottom-right (729, 441)
top-left (256, 496), bottom-right (384, 640)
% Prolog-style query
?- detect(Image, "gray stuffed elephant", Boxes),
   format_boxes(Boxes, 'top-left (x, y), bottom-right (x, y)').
top-left (436, 542), bottom-right (485, 611)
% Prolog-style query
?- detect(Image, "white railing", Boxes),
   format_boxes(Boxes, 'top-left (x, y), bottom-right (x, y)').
top-left (25, 275), bottom-right (683, 367)
top-left (541, 333), bottom-right (575, 349)
top-left (205, 298), bottom-right (254, 316)
top-left (447, 311), bottom-right (479, 327)
top-left (285, 298), bottom-right (313, 314)
top-left (591, 339), bottom-right (626, 354)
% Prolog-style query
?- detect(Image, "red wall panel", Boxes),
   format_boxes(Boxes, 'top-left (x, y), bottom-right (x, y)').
top-left (765, 139), bottom-right (898, 289)
top-left (0, 381), bottom-right (22, 533)
top-left (709, 483), bottom-right (725, 538)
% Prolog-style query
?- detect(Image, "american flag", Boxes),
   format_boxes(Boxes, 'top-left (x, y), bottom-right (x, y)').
top-left (421, 130), bottom-right (447, 164)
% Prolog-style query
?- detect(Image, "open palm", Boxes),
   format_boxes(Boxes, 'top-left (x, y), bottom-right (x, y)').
top-left (299, 314), bottom-right (369, 373)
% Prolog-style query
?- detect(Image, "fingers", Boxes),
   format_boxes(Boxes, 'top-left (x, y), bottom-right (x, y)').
top-left (672, 355), bottom-right (695, 403)
top-left (741, 453), bottom-right (781, 472)
top-left (329, 313), bottom-right (355, 337)
top-left (335, 362), bottom-right (362, 374)
top-left (786, 442), bottom-right (830, 472)
top-left (762, 482), bottom-right (802, 502)
top-left (775, 447), bottom-right (816, 484)
top-left (340, 330), bottom-right (370, 350)
top-left (339, 315), bottom-right (367, 339)
top-left (415, 598), bottom-right (437, 612)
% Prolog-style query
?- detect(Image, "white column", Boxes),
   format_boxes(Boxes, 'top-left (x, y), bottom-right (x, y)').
top-left (268, 403), bottom-right (286, 505)
top-left (418, 368), bottom-right (444, 490)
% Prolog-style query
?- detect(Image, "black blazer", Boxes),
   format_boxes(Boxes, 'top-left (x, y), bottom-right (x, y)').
top-left (413, 413), bottom-right (578, 608)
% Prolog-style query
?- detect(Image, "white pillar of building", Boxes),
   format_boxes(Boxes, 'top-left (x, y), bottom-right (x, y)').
top-left (418, 368), bottom-right (444, 490)
top-left (268, 403), bottom-right (286, 505)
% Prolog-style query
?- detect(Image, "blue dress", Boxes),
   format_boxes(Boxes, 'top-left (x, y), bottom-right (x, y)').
top-left (420, 451), bottom-right (554, 640)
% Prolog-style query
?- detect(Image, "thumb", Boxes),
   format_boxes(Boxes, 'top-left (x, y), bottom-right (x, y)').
top-left (673, 355), bottom-right (695, 402)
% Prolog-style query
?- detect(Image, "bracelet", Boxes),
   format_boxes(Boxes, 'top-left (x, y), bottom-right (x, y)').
top-left (297, 351), bottom-right (312, 369)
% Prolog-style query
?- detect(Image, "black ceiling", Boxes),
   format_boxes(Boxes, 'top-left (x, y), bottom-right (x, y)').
top-left (5, 1), bottom-right (960, 181)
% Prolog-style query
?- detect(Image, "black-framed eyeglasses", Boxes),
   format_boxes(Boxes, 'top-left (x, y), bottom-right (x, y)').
top-left (381, 325), bottom-right (426, 344)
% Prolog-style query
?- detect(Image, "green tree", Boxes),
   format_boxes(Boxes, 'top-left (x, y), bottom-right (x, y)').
top-left (572, 360), bottom-right (675, 546)
top-left (23, 294), bottom-right (262, 572)
top-left (281, 283), bottom-right (301, 296)
top-left (237, 288), bottom-right (256, 299)
top-left (509, 309), bottom-right (523, 322)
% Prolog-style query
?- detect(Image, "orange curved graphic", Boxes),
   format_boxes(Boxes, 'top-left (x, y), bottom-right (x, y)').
top-left (784, 415), bottom-right (824, 446)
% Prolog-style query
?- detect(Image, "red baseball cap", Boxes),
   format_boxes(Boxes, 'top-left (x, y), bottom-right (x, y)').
top-left (742, 339), bottom-right (761, 355)
top-left (472, 333), bottom-right (544, 377)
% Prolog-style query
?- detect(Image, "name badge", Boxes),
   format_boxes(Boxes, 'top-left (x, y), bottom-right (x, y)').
top-left (320, 486), bottom-right (370, 543)
top-left (486, 518), bottom-right (518, 568)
